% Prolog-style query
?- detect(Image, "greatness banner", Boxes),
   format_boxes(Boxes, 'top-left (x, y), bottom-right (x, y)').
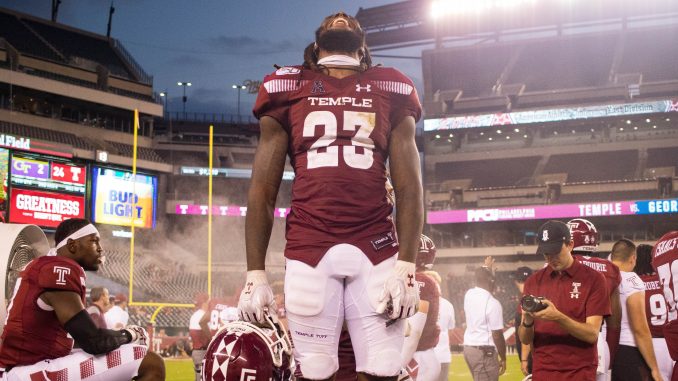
top-left (427, 198), bottom-right (678, 224)
top-left (9, 188), bottom-right (85, 228)
top-left (92, 168), bottom-right (156, 228)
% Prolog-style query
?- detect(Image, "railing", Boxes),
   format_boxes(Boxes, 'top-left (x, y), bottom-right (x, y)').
top-left (111, 38), bottom-right (153, 86)
top-left (165, 111), bottom-right (256, 125)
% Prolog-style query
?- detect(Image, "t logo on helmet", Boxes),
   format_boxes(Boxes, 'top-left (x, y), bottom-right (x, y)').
top-left (240, 368), bottom-right (257, 381)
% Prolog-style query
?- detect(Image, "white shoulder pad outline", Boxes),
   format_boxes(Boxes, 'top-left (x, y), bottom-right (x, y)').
top-left (275, 66), bottom-right (301, 75)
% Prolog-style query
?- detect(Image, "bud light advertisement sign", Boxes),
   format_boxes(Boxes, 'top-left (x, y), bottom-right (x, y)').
top-left (91, 167), bottom-right (157, 228)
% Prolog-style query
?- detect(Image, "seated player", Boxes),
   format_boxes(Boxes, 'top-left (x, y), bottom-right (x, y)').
top-left (0, 218), bottom-right (165, 380)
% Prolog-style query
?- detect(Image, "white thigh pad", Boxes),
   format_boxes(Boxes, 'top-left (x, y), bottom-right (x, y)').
top-left (285, 260), bottom-right (328, 316)
top-left (365, 255), bottom-right (397, 312)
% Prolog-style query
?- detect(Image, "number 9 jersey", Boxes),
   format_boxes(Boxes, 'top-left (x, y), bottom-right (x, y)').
top-left (253, 65), bottom-right (422, 267)
top-left (651, 230), bottom-right (678, 363)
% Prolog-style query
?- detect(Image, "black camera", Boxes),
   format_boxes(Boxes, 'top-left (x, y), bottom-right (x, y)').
top-left (521, 295), bottom-right (547, 313)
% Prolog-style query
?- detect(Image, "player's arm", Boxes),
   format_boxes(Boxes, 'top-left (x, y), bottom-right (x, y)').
top-left (518, 312), bottom-right (535, 345)
top-left (388, 115), bottom-right (423, 264)
top-left (199, 310), bottom-right (213, 339)
top-left (627, 292), bottom-right (663, 380)
top-left (491, 328), bottom-right (507, 375)
top-left (245, 116), bottom-right (288, 271)
top-left (41, 290), bottom-right (132, 354)
top-left (605, 287), bottom-right (622, 367)
top-left (401, 300), bottom-right (429, 367)
top-left (520, 343), bottom-right (531, 376)
top-left (534, 299), bottom-right (602, 344)
top-left (489, 301), bottom-right (507, 375)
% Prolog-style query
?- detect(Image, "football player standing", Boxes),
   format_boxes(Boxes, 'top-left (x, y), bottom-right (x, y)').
top-left (239, 11), bottom-right (423, 381)
top-left (651, 231), bottom-right (678, 381)
top-left (635, 244), bottom-right (675, 381)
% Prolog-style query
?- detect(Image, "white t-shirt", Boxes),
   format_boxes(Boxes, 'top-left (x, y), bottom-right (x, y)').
top-left (189, 309), bottom-right (205, 330)
top-left (105, 305), bottom-right (129, 329)
top-left (619, 270), bottom-right (646, 347)
top-left (463, 287), bottom-right (504, 347)
top-left (434, 297), bottom-right (456, 363)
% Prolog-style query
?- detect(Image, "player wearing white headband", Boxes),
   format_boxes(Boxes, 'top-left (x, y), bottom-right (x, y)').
top-left (0, 218), bottom-right (165, 380)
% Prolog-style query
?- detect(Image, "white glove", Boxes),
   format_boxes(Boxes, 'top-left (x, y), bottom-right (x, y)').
top-left (376, 260), bottom-right (419, 320)
top-left (238, 270), bottom-right (278, 324)
top-left (124, 325), bottom-right (149, 348)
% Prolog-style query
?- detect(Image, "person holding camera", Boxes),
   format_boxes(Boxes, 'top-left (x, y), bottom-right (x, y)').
top-left (463, 257), bottom-right (506, 381)
top-left (518, 220), bottom-right (610, 380)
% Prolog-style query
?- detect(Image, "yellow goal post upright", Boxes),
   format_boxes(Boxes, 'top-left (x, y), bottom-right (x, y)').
top-left (126, 111), bottom-right (215, 329)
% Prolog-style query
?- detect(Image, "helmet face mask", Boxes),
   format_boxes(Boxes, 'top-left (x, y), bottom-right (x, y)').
top-left (202, 314), bottom-right (292, 381)
top-left (567, 218), bottom-right (599, 254)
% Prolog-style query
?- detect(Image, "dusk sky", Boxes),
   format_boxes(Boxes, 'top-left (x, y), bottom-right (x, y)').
top-left (0, 0), bottom-right (427, 117)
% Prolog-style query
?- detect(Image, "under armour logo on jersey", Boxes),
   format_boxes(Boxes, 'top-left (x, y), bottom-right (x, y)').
top-left (542, 230), bottom-right (549, 241)
top-left (53, 266), bottom-right (71, 286)
top-left (356, 83), bottom-right (371, 92)
top-left (570, 282), bottom-right (581, 299)
top-left (311, 81), bottom-right (325, 94)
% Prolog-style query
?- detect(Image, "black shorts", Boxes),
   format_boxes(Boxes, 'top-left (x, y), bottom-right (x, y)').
top-left (611, 345), bottom-right (651, 381)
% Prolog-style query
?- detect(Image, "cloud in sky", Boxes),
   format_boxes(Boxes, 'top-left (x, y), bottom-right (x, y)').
top-left (169, 54), bottom-right (212, 67)
top-left (205, 35), bottom-right (304, 56)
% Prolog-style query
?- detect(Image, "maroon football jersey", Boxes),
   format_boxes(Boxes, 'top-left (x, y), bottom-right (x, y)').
top-left (204, 298), bottom-right (231, 334)
top-left (574, 255), bottom-right (622, 298)
top-left (415, 272), bottom-right (440, 351)
top-left (0, 255), bottom-right (86, 367)
top-left (651, 231), bottom-right (678, 359)
top-left (253, 65), bottom-right (422, 267)
top-left (640, 273), bottom-right (667, 338)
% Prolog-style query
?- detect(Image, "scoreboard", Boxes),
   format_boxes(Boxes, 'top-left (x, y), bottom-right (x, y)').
top-left (10, 154), bottom-right (86, 194)
top-left (8, 153), bottom-right (87, 228)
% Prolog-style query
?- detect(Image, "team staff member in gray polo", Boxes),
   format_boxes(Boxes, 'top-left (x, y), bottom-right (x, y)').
top-left (463, 259), bottom-right (506, 381)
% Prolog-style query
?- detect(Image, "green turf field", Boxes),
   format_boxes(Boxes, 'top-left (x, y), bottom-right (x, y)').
top-left (168, 353), bottom-right (528, 380)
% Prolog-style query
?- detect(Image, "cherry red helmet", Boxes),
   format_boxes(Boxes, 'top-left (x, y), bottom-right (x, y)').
top-left (201, 316), bottom-right (292, 381)
top-left (416, 234), bottom-right (436, 270)
top-left (567, 218), bottom-right (599, 253)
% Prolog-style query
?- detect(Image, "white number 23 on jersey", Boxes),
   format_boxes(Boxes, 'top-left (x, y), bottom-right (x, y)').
top-left (303, 110), bottom-right (376, 169)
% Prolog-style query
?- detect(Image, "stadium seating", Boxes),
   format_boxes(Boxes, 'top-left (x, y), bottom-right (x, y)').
top-left (542, 150), bottom-right (637, 182)
top-left (0, 121), bottom-right (96, 150)
top-left (507, 33), bottom-right (617, 92)
top-left (0, 12), bottom-right (64, 63)
top-left (106, 141), bottom-right (165, 163)
top-left (434, 156), bottom-right (541, 188)
top-left (618, 27), bottom-right (678, 82)
top-left (22, 18), bottom-right (132, 80)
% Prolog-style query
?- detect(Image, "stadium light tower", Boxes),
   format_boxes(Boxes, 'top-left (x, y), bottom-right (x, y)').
top-left (159, 90), bottom-right (168, 117)
top-left (177, 81), bottom-right (191, 118)
top-left (232, 84), bottom-right (247, 122)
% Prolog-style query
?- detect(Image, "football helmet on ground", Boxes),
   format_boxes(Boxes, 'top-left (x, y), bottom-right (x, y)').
top-left (201, 315), bottom-right (292, 381)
